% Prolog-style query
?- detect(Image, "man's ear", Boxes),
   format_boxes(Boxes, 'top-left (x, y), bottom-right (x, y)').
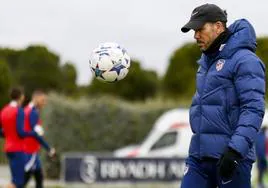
top-left (215, 21), bottom-right (224, 34)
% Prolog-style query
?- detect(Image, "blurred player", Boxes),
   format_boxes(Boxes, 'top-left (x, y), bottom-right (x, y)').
top-left (255, 126), bottom-right (267, 188)
top-left (23, 90), bottom-right (56, 188)
top-left (0, 87), bottom-right (37, 188)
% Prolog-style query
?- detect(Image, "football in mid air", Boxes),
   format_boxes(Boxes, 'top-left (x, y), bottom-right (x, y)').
top-left (89, 42), bottom-right (131, 82)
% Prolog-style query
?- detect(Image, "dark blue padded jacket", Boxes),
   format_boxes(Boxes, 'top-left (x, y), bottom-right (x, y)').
top-left (189, 19), bottom-right (265, 161)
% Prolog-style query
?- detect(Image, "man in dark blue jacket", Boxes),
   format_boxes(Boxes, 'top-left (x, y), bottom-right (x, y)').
top-left (180, 3), bottom-right (265, 188)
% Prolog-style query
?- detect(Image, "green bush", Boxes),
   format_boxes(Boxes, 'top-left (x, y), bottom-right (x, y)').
top-left (41, 93), bottom-right (179, 179)
top-left (0, 59), bottom-right (11, 108)
top-left (162, 42), bottom-right (200, 98)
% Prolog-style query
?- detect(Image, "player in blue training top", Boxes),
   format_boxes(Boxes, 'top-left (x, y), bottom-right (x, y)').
top-left (23, 90), bottom-right (56, 188)
top-left (255, 126), bottom-right (267, 188)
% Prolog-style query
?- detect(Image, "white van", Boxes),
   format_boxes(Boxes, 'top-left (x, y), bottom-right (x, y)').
top-left (114, 108), bottom-right (268, 159)
top-left (113, 108), bottom-right (192, 158)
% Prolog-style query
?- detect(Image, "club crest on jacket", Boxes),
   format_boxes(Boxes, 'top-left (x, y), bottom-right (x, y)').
top-left (216, 59), bottom-right (225, 71)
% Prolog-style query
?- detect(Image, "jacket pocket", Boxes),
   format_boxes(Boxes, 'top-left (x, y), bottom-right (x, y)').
top-left (224, 87), bottom-right (231, 113)
top-left (224, 87), bottom-right (231, 127)
top-left (224, 87), bottom-right (239, 130)
top-left (201, 85), bottom-right (226, 99)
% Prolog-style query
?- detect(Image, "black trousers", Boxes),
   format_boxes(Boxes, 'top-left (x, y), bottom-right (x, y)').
top-left (24, 169), bottom-right (43, 188)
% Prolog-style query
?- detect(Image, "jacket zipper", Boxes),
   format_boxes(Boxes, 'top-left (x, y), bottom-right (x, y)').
top-left (199, 64), bottom-right (210, 158)
top-left (199, 72), bottom-right (206, 158)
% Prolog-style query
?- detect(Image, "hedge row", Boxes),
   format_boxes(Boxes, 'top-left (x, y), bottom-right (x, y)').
top-left (41, 94), bottom-right (180, 178)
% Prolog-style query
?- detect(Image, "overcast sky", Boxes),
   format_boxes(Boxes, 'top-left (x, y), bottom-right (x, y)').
top-left (0, 0), bottom-right (267, 85)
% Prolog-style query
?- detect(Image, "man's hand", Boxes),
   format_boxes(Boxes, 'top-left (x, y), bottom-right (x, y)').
top-left (34, 125), bottom-right (44, 136)
top-left (48, 147), bottom-right (56, 158)
top-left (218, 148), bottom-right (241, 179)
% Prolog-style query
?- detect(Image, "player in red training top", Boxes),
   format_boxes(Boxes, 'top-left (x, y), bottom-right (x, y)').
top-left (23, 90), bottom-right (56, 188)
top-left (0, 87), bottom-right (38, 188)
